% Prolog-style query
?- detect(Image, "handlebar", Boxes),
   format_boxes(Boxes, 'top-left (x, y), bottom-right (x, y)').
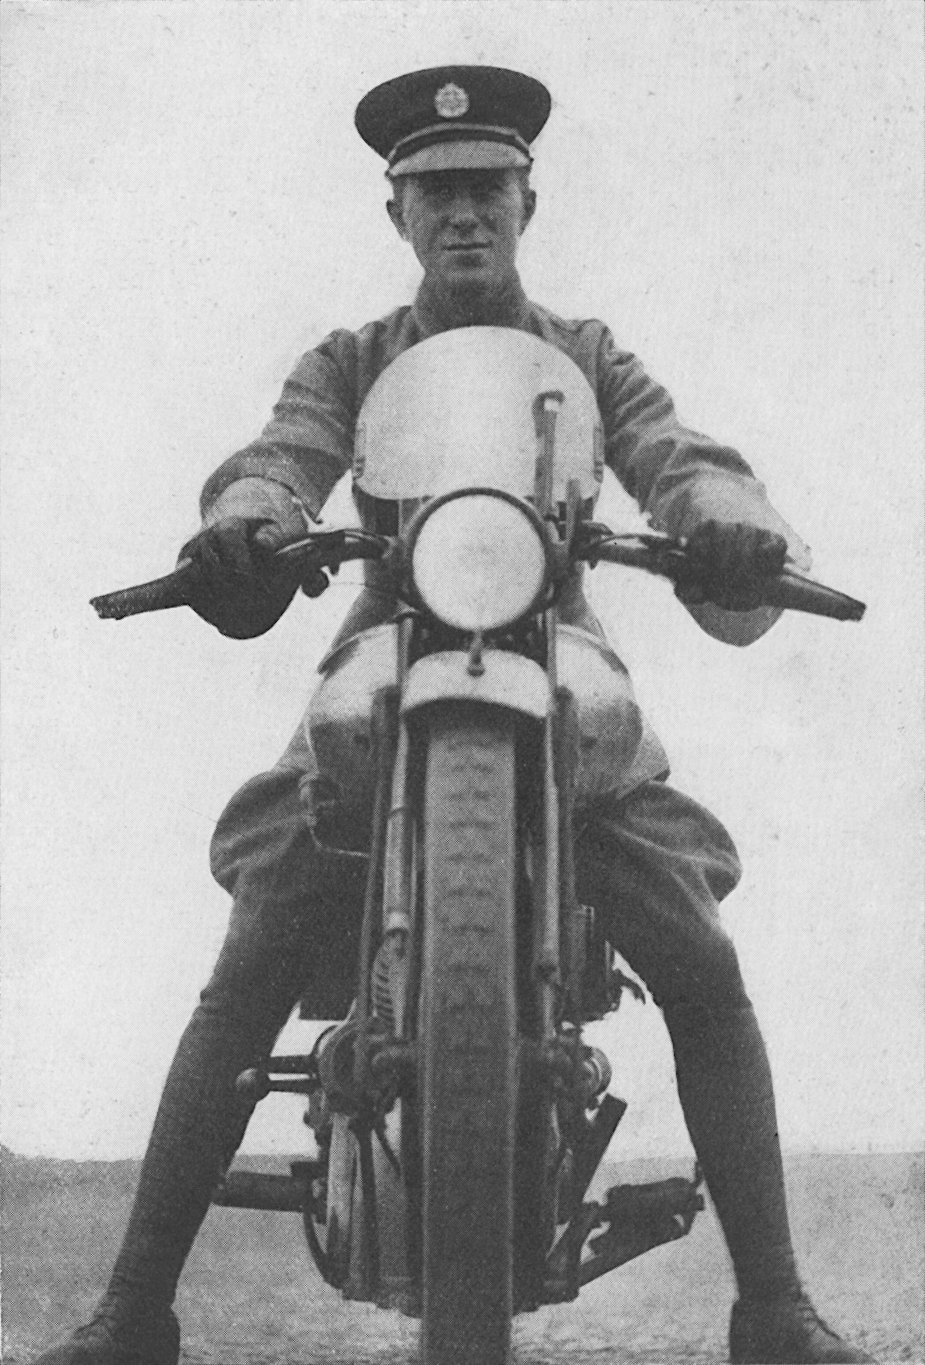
top-left (90, 527), bottom-right (866, 624)
top-left (90, 530), bottom-right (389, 621)
top-left (585, 533), bottom-right (866, 622)
top-left (91, 561), bottom-right (202, 621)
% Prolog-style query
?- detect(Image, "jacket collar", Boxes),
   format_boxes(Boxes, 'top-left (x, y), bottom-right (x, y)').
top-left (411, 272), bottom-right (531, 338)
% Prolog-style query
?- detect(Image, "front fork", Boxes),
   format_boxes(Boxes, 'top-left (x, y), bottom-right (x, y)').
top-left (353, 610), bottom-right (605, 1310)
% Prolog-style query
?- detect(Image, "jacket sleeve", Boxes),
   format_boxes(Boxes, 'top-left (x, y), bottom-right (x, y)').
top-left (595, 326), bottom-right (811, 645)
top-left (199, 330), bottom-right (359, 522)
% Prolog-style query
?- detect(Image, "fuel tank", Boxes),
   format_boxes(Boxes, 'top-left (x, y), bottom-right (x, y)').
top-left (304, 624), bottom-right (648, 818)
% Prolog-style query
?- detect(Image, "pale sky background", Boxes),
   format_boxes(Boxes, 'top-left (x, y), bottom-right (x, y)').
top-left (2, 0), bottom-right (922, 1161)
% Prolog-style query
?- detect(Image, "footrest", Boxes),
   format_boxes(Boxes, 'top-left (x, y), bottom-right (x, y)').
top-left (544, 1167), bottom-right (703, 1297)
top-left (213, 1165), bottom-right (320, 1212)
top-left (580, 1172), bottom-right (704, 1285)
top-left (235, 1054), bottom-right (321, 1100)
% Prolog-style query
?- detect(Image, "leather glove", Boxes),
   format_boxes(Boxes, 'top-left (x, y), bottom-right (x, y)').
top-left (676, 520), bottom-right (788, 612)
top-left (179, 515), bottom-right (303, 639)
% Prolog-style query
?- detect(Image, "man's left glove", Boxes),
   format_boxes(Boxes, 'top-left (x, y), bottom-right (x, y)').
top-left (677, 520), bottom-right (788, 612)
top-left (179, 515), bottom-right (304, 639)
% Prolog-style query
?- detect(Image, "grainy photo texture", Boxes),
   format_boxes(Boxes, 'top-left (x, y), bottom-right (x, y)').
top-left (2, 3), bottom-right (922, 1364)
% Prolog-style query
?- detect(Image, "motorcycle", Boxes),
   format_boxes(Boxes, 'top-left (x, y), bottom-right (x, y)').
top-left (92, 329), bottom-right (865, 1365)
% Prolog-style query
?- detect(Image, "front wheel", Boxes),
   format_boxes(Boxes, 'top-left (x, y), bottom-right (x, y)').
top-left (419, 704), bottom-right (518, 1365)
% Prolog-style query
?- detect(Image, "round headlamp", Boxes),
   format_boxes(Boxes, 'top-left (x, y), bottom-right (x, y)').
top-left (408, 489), bottom-right (551, 633)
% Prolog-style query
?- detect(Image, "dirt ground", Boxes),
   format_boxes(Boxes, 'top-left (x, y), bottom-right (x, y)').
top-left (5, 1150), bottom-right (922, 1364)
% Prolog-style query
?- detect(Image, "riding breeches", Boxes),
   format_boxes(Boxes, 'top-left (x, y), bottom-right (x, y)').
top-left (205, 742), bottom-right (750, 1023)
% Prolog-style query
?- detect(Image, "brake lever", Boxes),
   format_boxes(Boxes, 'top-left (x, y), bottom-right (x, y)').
top-left (577, 526), bottom-right (680, 572)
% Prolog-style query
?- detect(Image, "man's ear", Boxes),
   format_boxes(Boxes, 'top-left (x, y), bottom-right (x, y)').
top-left (387, 196), bottom-right (408, 240)
top-left (520, 188), bottom-right (537, 235)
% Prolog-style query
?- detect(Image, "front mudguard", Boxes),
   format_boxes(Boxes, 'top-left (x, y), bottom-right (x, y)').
top-left (401, 649), bottom-right (550, 721)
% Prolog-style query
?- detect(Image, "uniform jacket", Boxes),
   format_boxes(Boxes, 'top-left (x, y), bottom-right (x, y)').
top-left (201, 276), bottom-right (809, 798)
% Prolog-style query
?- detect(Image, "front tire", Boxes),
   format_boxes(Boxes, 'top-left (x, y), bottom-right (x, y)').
top-left (419, 704), bottom-right (518, 1365)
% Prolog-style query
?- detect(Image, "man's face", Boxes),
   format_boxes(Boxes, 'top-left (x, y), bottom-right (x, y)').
top-left (387, 169), bottom-right (536, 293)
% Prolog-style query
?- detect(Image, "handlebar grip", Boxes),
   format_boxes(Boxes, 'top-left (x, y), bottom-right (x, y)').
top-left (91, 562), bottom-right (200, 620)
top-left (587, 536), bottom-right (865, 621)
top-left (761, 569), bottom-right (866, 621)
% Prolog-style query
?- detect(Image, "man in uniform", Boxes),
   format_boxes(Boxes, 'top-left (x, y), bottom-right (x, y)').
top-left (37, 67), bottom-right (872, 1365)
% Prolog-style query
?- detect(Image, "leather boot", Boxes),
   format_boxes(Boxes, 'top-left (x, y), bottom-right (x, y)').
top-left (730, 1292), bottom-right (875, 1363)
top-left (666, 1002), bottom-right (873, 1362)
top-left (32, 1302), bottom-right (180, 1365)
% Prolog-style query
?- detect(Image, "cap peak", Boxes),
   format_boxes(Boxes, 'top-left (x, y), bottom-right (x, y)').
top-left (355, 65), bottom-right (550, 178)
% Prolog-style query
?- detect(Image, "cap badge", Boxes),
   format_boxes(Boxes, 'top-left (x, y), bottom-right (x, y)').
top-left (434, 83), bottom-right (469, 119)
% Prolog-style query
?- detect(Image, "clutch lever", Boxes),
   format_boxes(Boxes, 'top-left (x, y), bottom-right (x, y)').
top-left (91, 529), bottom-right (392, 621)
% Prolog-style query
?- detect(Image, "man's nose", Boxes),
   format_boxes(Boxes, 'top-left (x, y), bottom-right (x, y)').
top-left (447, 194), bottom-right (480, 229)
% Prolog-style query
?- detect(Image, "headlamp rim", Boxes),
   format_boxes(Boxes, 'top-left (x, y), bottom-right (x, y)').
top-left (403, 486), bottom-right (555, 632)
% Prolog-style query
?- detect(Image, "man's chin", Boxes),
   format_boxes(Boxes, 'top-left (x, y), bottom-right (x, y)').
top-left (438, 264), bottom-right (495, 294)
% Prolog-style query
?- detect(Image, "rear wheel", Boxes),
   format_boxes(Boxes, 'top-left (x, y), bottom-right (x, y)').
top-left (419, 704), bottom-right (518, 1365)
